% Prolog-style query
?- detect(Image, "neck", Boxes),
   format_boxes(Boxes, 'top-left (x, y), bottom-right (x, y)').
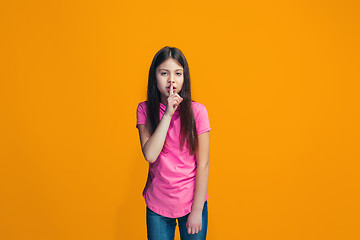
top-left (160, 95), bottom-right (167, 106)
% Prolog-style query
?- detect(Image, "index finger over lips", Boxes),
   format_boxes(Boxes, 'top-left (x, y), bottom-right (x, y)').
top-left (169, 81), bottom-right (174, 95)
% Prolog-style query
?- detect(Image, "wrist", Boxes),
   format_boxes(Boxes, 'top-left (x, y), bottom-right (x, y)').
top-left (162, 112), bottom-right (172, 119)
top-left (191, 208), bottom-right (203, 214)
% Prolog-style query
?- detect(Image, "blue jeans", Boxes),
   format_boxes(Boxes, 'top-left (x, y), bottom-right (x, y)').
top-left (146, 201), bottom-right (208, 240)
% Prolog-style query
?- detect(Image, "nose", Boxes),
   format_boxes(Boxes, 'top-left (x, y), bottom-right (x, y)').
top-left (168, 73), bottom-right (176, 82)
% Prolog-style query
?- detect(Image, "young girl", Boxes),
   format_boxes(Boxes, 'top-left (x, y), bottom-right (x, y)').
top-left (136, 46), bottom-right (211, 240)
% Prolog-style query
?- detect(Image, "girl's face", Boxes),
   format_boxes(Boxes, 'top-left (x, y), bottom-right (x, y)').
top-left (156, 58), bottom-right (184, 105)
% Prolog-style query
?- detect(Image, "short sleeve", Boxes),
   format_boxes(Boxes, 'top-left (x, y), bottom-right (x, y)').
top-left (195, 104), bottom-right (211, 135)
top-left (136, 102), bottom-right (147, 129)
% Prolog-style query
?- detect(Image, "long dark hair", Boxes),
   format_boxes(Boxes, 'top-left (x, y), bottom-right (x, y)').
top-left (146, 46), bottom-right (198, 155)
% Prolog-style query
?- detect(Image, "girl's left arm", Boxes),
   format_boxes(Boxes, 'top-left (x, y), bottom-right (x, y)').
top-left (186, 131), bottom-right (210, 234)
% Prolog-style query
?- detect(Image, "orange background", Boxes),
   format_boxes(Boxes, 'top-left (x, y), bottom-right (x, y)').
top-left (1, 0), bottom-right (359, 239)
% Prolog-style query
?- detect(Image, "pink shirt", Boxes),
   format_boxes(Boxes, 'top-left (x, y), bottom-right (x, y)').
top-left (136, 101), bottom-right (211, 218)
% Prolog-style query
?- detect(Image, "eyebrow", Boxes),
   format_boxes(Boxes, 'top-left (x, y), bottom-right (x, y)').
top-left (158, 68), bottom-right (183, 71)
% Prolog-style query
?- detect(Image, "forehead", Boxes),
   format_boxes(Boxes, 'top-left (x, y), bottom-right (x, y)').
top-left (157, 58), bottom-right (183, 71)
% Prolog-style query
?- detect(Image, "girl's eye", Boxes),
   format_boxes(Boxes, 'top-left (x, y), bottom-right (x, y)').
top-left (160, 72), bottom-right (182, 76)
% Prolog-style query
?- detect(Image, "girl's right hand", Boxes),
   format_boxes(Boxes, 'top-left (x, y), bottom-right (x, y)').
top-left (165, 82), bottom-right (183, 117)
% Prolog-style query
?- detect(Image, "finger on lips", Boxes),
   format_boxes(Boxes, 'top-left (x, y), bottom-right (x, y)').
top-left (169, 81), bottom-right (174, 95)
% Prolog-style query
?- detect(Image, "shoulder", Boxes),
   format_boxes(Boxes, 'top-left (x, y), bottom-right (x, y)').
top-left (192, 101), bottom-right (207, 112)
top-left (138, 100), bottom-right (147, 106)
top-left (136, 101), bottom-right (148, 117)
top-left (192, 101), bottom-right (211, 132)
top-left (137, 101), bottom-right (147, 110)
top-left (191, 101), bottom-right (208, 116)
